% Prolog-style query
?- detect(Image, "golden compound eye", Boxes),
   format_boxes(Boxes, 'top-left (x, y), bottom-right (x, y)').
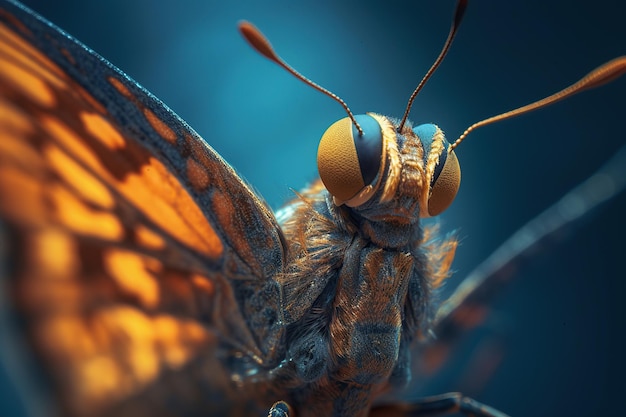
top-left (413, 124), bottom-right (461, 217)
top-left (428, 148), bottom-right (460, 216)
top-left (317, 114), bottom-right (384, 206)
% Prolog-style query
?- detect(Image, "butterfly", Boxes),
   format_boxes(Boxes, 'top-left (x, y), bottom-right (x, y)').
top-left (1, 0), bottom-right (626, 416)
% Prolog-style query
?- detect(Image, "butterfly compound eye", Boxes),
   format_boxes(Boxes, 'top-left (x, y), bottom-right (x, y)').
top-left (413, 123), bottom-right (461, 217)
top-left (427, 148), bottom-right (460, 216)
top-left (317, 114), bottom-right (383, 206)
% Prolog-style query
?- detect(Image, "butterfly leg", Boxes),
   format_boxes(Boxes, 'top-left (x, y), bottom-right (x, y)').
top-left (371, 392), bottom-right (510, 417)
top-left (267, 400), bottom-right (293, 417)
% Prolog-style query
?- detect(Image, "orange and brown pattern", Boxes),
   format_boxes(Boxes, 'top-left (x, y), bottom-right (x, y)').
top-left (0, 1), bottom-right (286, 415)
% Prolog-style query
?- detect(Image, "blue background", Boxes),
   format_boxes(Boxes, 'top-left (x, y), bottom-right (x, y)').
top-left (6, 0), bottom-right (626, 416)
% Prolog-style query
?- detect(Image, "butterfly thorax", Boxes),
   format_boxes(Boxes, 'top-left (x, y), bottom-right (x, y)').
top-left (268, 173), bottom-right (456, 416)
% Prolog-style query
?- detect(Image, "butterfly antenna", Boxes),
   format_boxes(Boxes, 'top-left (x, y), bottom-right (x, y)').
top-left (239, 21), bottom-right (364, 136)
top-left (450, 56), bottom-right (626, 151)
top-left (397, 0), bottom-right (468, 132)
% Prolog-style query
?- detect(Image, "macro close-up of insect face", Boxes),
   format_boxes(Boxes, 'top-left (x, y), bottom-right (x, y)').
top-left (1, 0), bottom-right (625, 416)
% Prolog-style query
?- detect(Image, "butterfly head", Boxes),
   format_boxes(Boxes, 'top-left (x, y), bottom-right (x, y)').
top-left (238, 6), bottom-right (468, 219)
top-left (317, 113), bottom-right (460, 217)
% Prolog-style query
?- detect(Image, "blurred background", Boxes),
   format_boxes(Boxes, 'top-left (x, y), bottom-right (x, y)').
top-left (4, 0), bottom-right (626, 415)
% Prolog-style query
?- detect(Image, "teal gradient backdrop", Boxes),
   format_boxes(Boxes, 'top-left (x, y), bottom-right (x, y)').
top-left (5, 1), bottom-right (626, 416)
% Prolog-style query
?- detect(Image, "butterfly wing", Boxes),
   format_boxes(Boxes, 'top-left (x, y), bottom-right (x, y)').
top-left (0, 0), bottom-right (285, 416)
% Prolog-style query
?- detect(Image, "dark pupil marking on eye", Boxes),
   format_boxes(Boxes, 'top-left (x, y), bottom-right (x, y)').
top-left (352, 114), bottom-right (383, 186)
top-left (413, 124), bottom-right (448, 186)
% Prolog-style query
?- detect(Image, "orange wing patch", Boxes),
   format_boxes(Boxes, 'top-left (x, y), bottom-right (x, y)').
top-left (142, 108), bottom-right (178, 144)
top-left (104, 249), bottom-right (161, 309)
